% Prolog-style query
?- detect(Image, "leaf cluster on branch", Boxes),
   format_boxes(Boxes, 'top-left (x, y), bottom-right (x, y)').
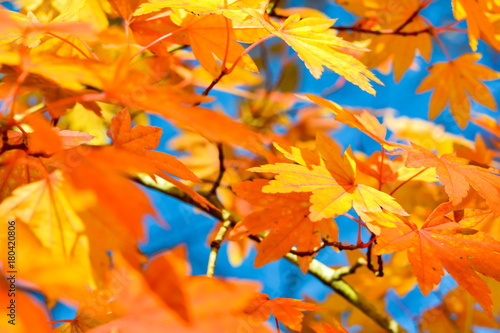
top-left (0, 0), bottom-right (500, 332)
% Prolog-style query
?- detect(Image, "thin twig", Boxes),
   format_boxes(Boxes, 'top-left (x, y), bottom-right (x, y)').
top-left (76, 36), bottom-right (100, 61)
top-left (393, 1), bottom-right (429, 34)
top-left (376, 255), bottom-right (384, 277)
top-left (193, 34), bottom-right (275, 107)
top-left (332, 25), bottom-right (432, 36)
top-left (335, 258), bottom-right (367, 279)
top-left (367, 234), bottom-right (375, 272)
top-left (432, 33), bottom-right (452, 61)
top-left (208, 143), bottom-right (225, 196)
top-left (284, 236), bottom-right (379, 257)
top-left (47, 33), bottom-right (94, 60)
top-left (389, 168), bottom-right (428, 196)
top-left (207, 219), bottom-right (234, 277)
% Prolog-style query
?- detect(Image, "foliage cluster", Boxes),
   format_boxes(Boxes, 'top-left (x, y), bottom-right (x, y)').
top-left (1, 0), bottom-right (500, 332)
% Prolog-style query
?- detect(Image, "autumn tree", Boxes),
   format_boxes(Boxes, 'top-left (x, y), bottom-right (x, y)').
top-left (1, 0), bottom-right (500, 332)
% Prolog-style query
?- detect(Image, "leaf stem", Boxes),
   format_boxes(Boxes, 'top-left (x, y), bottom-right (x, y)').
top-left (389, 168), bottom-right (428, 196)
top-left (47, 33), bottom-right (95, 60)
top-left (130, 26), bottom-right (188, 60)
top-left (432, 33), bottom-right (452, 61)
top-left (193, 34), bottom-right (275, 106)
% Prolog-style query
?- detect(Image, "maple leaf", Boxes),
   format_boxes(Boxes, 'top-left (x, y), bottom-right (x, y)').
top-left (133, 0), bottom-right (269, 21)
top-left (403, 143), bottom-right (500, 216)
top-left (229, 179), bottom-right (338, 273)
top-left (419, 286), bottom-right (500, 332)
top-left (0, 276), bottom-right (51, 333)
top-left (130, 12), bottom-right (257, 77)
top-left (86, 255), bottom-right (269, 333)
top-left (0, 67), bottom-right (102, 118)
top-left (108, 0), bottom-right (148, 22)
top-left (250, 134), bottom-right (407, 221)
top-left (451, 0), bottom-right (500, 51)
top-left (371, 202), bottom-right (500, 315)
top-left (336, 0), bottom-right (432, 81)
top-left (56, 146), bottom-right (160, 238)
top-left (54, 290), bottom-right (117, 333)
top-left (241, 292), bottom-right (323, 331)
top-left (109, 108), bottom-right (199, 182)
top-left (143, 246), bottom-right (191, 322)
top-left (311, 322), bottom-right (350, 333)
top-left (384, 111), bottom-right (473, 155)
top-left (108, 108), bottom-right (214, 210)
top-left (304, 94), bottom-right (392, 147)
top-left (243, 9), bottom-right (382, 95)
top-left (99, 56), bottom-right (270, 157)
top-left (0, 171), bottom-right (92, 258)
top-left (0, 5), bottom-right (94, 48)
top-left (416, 53), bottom-right (500, 128)
top-left (0, 171), bottom-right (98, 300)
top-left (20, 113), bottom-right (94, 155)
top-left (0, 149), bottom-right (57, 201)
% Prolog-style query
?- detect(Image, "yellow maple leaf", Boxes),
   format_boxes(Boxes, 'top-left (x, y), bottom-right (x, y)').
top-left (416, 53), bottom-right (500, 129)
top-left (133, 0), bottom-right (268, 21)
top-left (452, 0), bottom-right (500, 51)
top-left (0, 171), bottom-right (97, 300)
top-left (244, 10), bottom-right (382, 95)
top-left (0, 2), bottom-right (94, 48)
top-left (250, 134), bottom-right (407, 221)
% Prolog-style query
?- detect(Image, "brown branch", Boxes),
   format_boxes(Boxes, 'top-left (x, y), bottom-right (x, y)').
top-left (377, 254), bottom-right (384, 277)
top-left (208, 142), bottom-right (225, 196)
top-left (134, 174), bottom-right (406, 333)
top-left (290, 237), bottom-right (378, 257)
top-left (332, 25), bottom-right (432, 36)
top-left (393, 2), bottom-right (427, 34)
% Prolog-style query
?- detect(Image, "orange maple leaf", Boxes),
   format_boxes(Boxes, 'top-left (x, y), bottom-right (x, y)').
top-left (371, 202), bottom-right (500, 315)
top-left (311, 322), bottom-right (350, 333)
top-left (403, 143), bottom-right (500, 215)
top-left (451, 0), bottom-right (500, 51)
top-left (53, 290), bottom-right (117, 333)
top-left (242, 292), bottom-right (323, 331)
top-left (85, 255), bottom-right (269, 333)
top-left (108, 108), bottom-right (214, 210)
top-left (0, 276), bottom-right (51, 333)
top-left (229, 179), bottom-right (338, 273)
top-left (416, 53), bottom-right (500, 128)
top-left (131, 13), bottom-right (257, 77)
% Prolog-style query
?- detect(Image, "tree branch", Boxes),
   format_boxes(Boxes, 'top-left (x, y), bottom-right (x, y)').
top-left (207, 219), bottom-right (234, 277)
top-left (332, 25), bottom-right (432, 36)
top-left (133, 174), bottom-right (406, 333)
top-left (208, 142), bottom-right (225, 196)
top-left (284, 253), bottom-right (404, 333)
